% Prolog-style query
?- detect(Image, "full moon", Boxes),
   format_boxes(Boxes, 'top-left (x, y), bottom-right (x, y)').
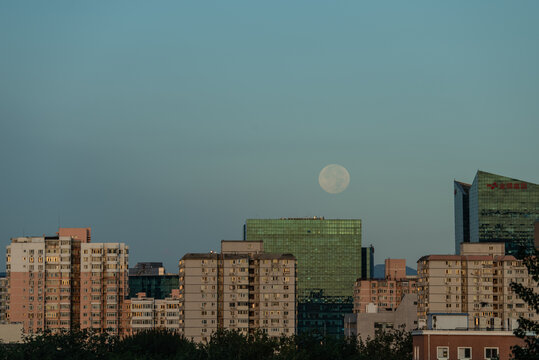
top-left (318, 164), bottom-right (350, 194)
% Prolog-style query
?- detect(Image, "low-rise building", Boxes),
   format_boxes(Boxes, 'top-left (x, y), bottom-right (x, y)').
top-left (345, 293), bottom-right (418, 339)
top-left (127, 290), bottom-right (181, 334)
top-left (353, 259), bottom-right (417, 314)
top-left (412, 314), bottom-right (525, 360)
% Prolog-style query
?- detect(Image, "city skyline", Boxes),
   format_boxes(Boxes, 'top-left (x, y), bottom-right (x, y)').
top-left (2, 2), bottom-right (539, 272)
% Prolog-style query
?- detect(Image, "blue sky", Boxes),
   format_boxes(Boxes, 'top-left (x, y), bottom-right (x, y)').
top-left (1, 1), bottom-right (538, 271)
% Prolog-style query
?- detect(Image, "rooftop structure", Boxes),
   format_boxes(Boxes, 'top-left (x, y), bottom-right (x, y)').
top-left (412, 313), bottom-right (525, 360)
top-left (128, 262), bottom-right (179, 299)
top-left (129, 262), bottom-right (166, 276)
top-left (346, 293), bottom-right (418, 340)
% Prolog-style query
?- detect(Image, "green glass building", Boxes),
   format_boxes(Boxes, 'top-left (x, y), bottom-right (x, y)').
top-left (128, 274), bottom-right (179, 299)
top-left (244, 217), bottom-right (369, 337)
top-left (455, 170), bottom-right (539, 256)
top-left (128, 262), bottom-right (179, 299)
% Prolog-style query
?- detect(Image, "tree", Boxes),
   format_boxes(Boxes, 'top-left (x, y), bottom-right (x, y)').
top-left (0, 327), bottom-right (413, 359)
top-left (2, 329), bottom-right (117, 360)
top-left (203, 329), bottom-right (279, 360)
top-left (357, 325), bottom-right (412, 360)
top-left (111, 329), bottom-right (202, 360)
top-left (510, 248), bottom-right (539, 360)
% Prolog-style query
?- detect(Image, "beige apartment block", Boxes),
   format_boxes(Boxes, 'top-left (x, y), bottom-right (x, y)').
top-left (127, 291), bottom-right (181, 334)
top-left (353, 259), bottom-right (417, 314)
top-left (6, 228), bottom-right (129, 335)
top-left (180, 253), bottom-right (218, 342)
top-left (417, 242), bottom-right (538, 330)
top-left (179, 241), bottom-right (296, 343)
top-left (80, 242), bottom-right (129, 334)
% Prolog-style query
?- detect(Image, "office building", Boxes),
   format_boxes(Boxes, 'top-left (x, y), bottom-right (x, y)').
top-left (417, 243), bottom-right (538, 330)
top-left (6, 227), bottom-right (129, 334)
top-left (129, 262), bottom-right (179, 299)
top-left (361, 246), bottom-right (374, 280)
top-left (244, 217), bottom-right (367, 337)
top-left (454, 170), bottom-right (539, 255)
top-left (179, 240), bottom-right (296, 343)
top-left (353, 259), bottom-right (417, 314)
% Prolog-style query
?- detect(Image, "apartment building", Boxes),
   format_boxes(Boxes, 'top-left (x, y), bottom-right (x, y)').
top-left (417, 242), bottom-right (538, 330)
top-left (80, 241), bottom-right (129, 334)
top-left (353, 259), bottom-right (417, 314)
top-left (6, 228), bottom-right (129, 334)
top-left (179, 241), bottom-right (296, 342)
top-left (127, 290), bottom-right (181, 334)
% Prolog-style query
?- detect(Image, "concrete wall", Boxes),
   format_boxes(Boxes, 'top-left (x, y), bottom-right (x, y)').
top-left (0, 324), bottom-right (24, 343)
top-left (356, 293), bottom-right (418, 340)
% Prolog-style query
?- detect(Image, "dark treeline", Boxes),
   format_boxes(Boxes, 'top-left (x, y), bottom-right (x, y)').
top-left (0, 327), bottom-right (412, 360)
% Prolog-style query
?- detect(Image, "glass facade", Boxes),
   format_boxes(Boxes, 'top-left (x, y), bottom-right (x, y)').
top-left (361, 246), bottom-right (374, 280)
top-left (456, 171), bottom-right (539, 256)
top-left (454, 181), bottom-right (471, 254)
top-left (244, 218), bottom-right (363, 337)
top-left (128, 275), bottom-right (179, 299)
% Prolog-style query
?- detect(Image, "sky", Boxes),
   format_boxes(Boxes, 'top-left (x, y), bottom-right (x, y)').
top-left (1, 1), bottom-right (539, 272)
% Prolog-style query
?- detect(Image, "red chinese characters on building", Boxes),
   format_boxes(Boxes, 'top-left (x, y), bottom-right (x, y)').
top-left (486, 182), bottom-right (528, 190)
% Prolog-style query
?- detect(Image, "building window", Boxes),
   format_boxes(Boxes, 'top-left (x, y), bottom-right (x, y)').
top-left (485, 348), bottom-right (498, 359)
top-left (458, 347), bottom-right (471, 359)
top-left (413, 346), bottom-right (420, 360)
top-left (437, 346), bottom-right (449, 360)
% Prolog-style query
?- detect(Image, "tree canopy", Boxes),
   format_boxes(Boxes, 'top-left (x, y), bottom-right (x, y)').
top-left (510, 248), bottom-right (539, 360)
top-left (0, 327), bottom-right (412, 360)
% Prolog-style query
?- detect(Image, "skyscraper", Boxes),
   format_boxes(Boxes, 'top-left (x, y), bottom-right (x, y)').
top-left (244, 217), bottom-right (365, 337)
top-left (454, 170), bottom-right (539, 256)
top-left (454, 181), bottom-right (471, 254)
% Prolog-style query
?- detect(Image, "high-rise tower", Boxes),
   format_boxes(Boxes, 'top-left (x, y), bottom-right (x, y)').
top-left (454, 171), bottom-right (539, 256)
top-left (244, 217), bottom-right (365, 337)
